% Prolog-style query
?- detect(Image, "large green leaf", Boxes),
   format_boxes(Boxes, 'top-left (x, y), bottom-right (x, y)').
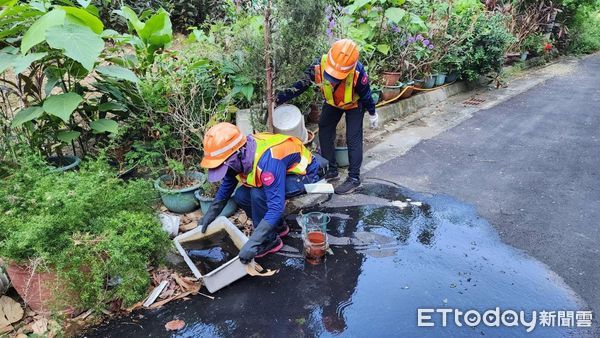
top-left (90, 118), bottom-right (118, 134)
top-left (376, 44), bottom-right (390, 55)
top-left (12, 52), bottom-right (47, 74)
top-left (0, 52), bottom-right (13, 73)
top-left (11, 106), bottom-right (44, 127)
top-left (57, 130), bottom-right (80, 143)
top-left (45, 24), bottom-right (104, 71)
top-left (43, 92), bottom-right (83, 122)
top-left (96, 65), bottom-right (139, 83)
top-left (21, 9), bottom-right (65, 53)
top-left (62, 6), bottom-right (104, 34)
top-left (118, 6), bottom-right (144, 33)
top-left (385, 7), bottom-right (406, 24)
top-left (0, 0), bottom-right (18, 8)
top-left (0, 52), bottom-right (46, 74)
top-left (98, 102), bottom-right (127, 112)
top-left (139, 9), bottom-right (172, 47)
top-left (353, 0), bottom-right (370, 9)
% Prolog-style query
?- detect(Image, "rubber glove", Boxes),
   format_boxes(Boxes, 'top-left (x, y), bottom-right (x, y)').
top-left (239, 219), bottom-right (276, 264)
top-left (369, 112), bottom-right (379, 129)
top-left (198, 199), bottom-right (228, 233)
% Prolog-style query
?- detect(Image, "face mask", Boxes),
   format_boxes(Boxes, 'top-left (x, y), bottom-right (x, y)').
top-left (224, 136), bottom-right (256, 175)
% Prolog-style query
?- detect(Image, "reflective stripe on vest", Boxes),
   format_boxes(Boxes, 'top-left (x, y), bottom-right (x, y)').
top-left (236, 133), bottom-right (312, 187)
top-left (316, 54), bottom-right (360, 108)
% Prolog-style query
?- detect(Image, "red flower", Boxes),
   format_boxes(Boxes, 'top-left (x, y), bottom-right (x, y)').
top-left (544, 43), bottom-right (553, 52)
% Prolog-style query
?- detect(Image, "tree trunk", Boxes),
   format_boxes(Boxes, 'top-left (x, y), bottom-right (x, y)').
top-left (264, 0), bottom-right (273, 132)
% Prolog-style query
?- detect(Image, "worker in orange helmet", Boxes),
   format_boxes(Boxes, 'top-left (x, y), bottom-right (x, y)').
top-left (276, 39), bottom-right (378, 195)
top-left (197, 122), bottom-right (326, 263)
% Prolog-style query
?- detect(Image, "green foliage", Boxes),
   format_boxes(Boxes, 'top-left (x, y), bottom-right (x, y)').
top-left (116, 6), bottom-right (173, 66)
top-left (0, 154), bottom-right (170, 309)
top-left (448, 11), bottom-right (515, 81)
top-left (272, 0), bottom-right (328, 112)
top-left (96, 65), bottom-right (140, 83)
top-left (521, 33), bottom-right (545, 54)
top-left (569, 0), bottom-right (600, 53)
top-left (453, 0), bottom-right (484, 14)
top-left (333, 0), bottom-right (428, 76)
top-left (92, 0), bottom-right (229, 33)
top-left (42, 92), bottom-right (84, 122)
top-left (0, 1), bottom-right (136, 158)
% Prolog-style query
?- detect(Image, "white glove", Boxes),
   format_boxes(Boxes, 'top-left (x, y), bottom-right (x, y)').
top-left (369, 112), bottom-right (379, 129)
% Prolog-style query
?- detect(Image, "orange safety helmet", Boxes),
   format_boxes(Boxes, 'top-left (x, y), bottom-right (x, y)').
top-left (200, 122), bottom-right (247, 169)
top-left (325, 39), bottom-right (359, 80)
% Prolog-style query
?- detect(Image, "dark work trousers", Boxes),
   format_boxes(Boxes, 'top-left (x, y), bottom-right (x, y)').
top-left (318, 103), bottom-right (364, 180)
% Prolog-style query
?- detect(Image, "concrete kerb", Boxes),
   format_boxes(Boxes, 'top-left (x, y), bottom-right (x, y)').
top-left (363, 81), bottom-right (469, 128)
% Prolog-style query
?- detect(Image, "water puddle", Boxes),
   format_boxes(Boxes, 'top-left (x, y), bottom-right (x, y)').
top-left (85, 182), bottom-right (588, 338)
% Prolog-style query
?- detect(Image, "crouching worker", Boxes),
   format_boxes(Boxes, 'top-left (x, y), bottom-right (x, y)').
top-left (197, 122), bottom-right (325, 264)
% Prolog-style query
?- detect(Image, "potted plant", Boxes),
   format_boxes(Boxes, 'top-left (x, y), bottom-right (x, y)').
top-left (381, 83), bottom-right (403, 101)
top-left (434, 71), bottom-right (447, 86)
top-left (334, 134), bottom-right (350, 168)
top-left (405, 34), bottom-right (437, 89)
top-left (194, 181), bottom-right (239, 217)
top-left (141, 54), bottom-right (220, 213)
top-left (441, 46), bottom-right (464, 83)
top-left (155, 159), bottom-right (206, 214)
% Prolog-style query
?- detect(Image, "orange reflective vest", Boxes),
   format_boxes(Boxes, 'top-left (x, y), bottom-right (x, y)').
top-left (236, 133), bottom-right (312, 188)
top-left (314, 54), bottom-right (360, 110)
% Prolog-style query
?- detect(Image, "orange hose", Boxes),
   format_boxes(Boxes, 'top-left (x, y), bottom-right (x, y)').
top-left (375, 81), bottom-right (457, 108)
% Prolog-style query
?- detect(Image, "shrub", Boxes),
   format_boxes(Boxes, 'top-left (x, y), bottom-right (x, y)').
top-left (568, 0), bottom-right (600, 53)
top-left (0, 154), bottom-right (171, 310)
top-left (449, 11), bottom-right (515, 81)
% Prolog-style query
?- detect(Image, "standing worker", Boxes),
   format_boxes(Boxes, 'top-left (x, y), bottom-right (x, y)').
top-left (276, 38), bottom-right (378, 195)
top-left (198, 122), bottom-right (325, 263)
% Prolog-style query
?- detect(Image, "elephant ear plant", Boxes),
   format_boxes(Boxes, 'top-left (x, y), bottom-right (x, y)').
top-left (0, 154), bottom-right (171, 311)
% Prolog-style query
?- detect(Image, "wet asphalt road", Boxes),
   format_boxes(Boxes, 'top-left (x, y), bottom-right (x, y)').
top-left (86, 182), bottom-right (589, 337)
top-left (370, 55), bottom-right (600, 333)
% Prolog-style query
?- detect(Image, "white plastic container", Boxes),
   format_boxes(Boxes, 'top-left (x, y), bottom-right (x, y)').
top-left (174, 216), bottom-right (251, 293)
top-left (273, 104), bottom-right (308, 143)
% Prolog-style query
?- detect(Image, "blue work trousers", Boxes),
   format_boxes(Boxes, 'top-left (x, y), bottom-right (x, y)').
top-left (232, 174), bottom-right (314, 228)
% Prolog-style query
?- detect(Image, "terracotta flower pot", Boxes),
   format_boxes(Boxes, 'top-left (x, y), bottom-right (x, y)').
top-left (381, 85), bottom-right (402, 101)
top-left (6, 263), bottom-right (58, 314)
top-left (381, 72), bottom-right (402, 86)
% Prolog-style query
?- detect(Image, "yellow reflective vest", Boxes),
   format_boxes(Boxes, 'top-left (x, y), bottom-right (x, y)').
top-left (237, 133), bottom-right (312, 187)
top-left (314, 54), bottom-right (360, 110)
